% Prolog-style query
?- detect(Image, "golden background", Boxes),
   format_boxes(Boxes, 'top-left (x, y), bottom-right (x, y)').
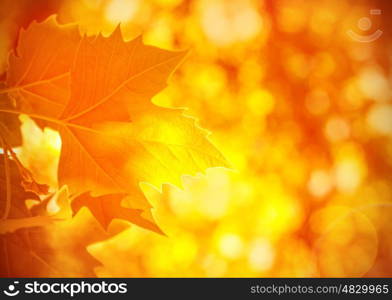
top-left (1, 0), bottom-right (392, 277)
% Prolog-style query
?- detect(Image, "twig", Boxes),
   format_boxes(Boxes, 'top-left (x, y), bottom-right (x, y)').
top-left (0, 136), bottom-right (11, 220)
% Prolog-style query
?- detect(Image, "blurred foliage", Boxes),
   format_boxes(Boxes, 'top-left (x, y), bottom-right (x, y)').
top-left (1, 0), bottom-right (392, 277)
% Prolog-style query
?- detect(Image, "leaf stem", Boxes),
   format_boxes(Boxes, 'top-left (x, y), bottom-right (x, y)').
top-left (0, 137), bottom-right (11, 220)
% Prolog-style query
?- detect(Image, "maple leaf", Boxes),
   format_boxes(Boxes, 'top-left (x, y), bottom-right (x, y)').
top-left (4, 16), bottom-right (79, 120)
top-left (0, 155), bottom-right (51, 276)
top-left (0, 134), bottom-right (49, 197)
top-left (72, 193), bottom-right (164, 234)
top-left (0, 184), bottom-right (68, 235)
top-left (0, 0), bottom-right (65, 77)
top-left (0, 186), bottom-right (108, 277)
top-left (0, 211), bottom-right (109, 277)
top-left (0, 154), bottom-right (38, 220)
top-left (0, 17), bottom-right (229, 233)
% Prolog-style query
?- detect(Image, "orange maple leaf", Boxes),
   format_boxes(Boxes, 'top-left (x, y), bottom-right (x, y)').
top-left (72, 193), bottom-right (164, 234)
top-left (5, 16), bottom-right (79, 119)
top-left (1, 185), bottom-right (109, 277)
top-left (0, 16), bottom-right (229, 233)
